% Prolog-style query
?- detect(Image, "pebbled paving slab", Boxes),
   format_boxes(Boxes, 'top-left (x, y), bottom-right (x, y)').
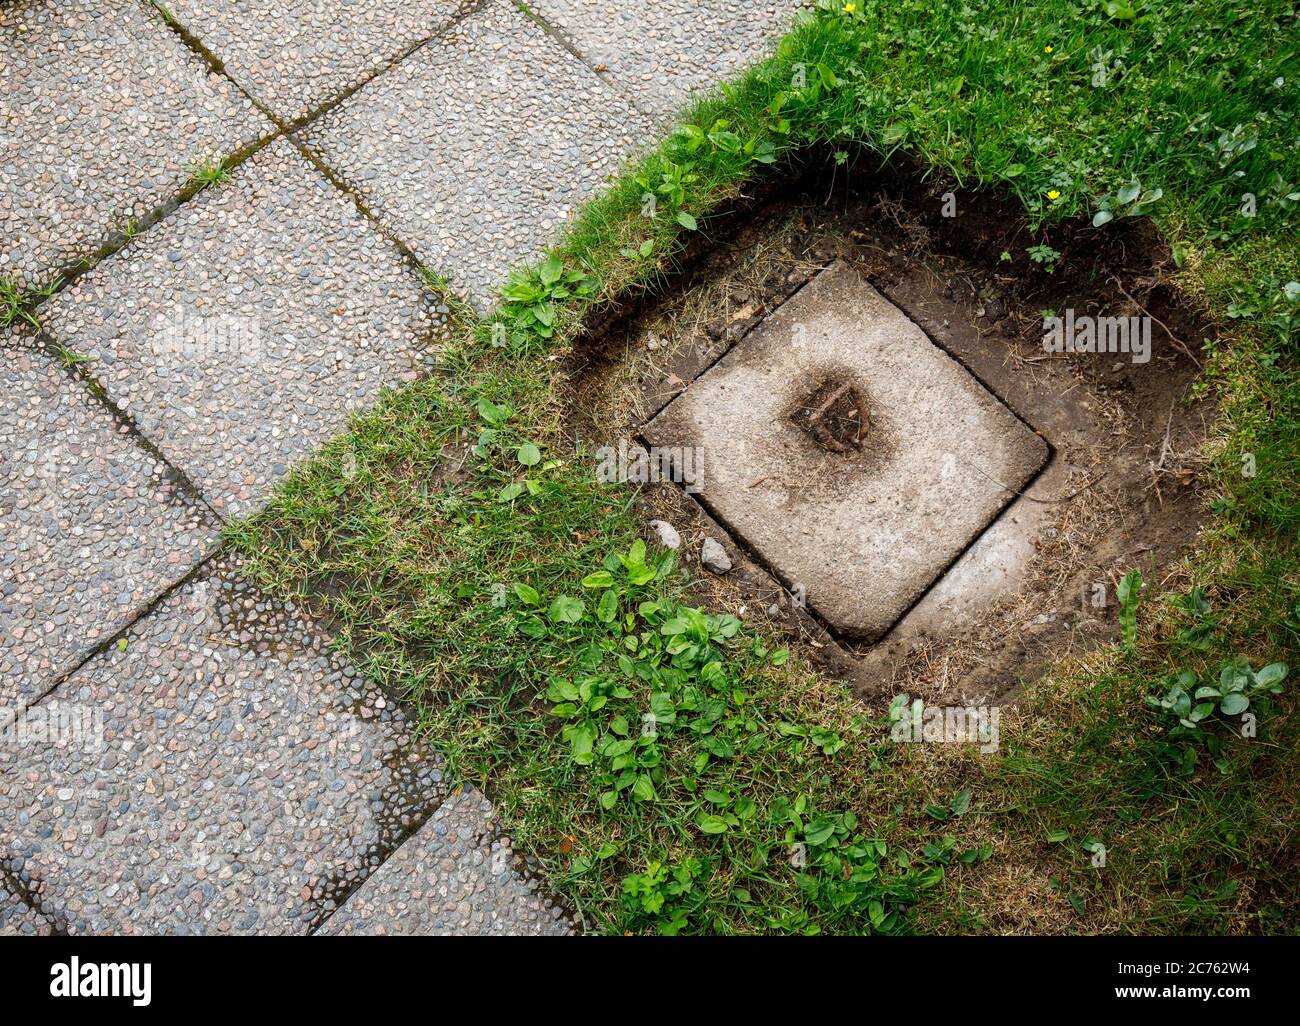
top-left (0, 0), bottom-right (270, 289)
top-left (0, 556), bottom-right (446, 936)
top-left (0, 878), bottom-right (55, 936)
top-left (0, 339), bottom-right (219, 709)
top-left (530, 0), bottom-right (801, 119)
top-left (318, 786), bottom-right (573, 936)
top-left (39, 137), bottom-right (447, 518)
top-left (165, 0), bottom-right (471, 123)
top-left (642, 261), bottom-right (1048, 642)
top-left (300, 0), bottom-right (652, 308)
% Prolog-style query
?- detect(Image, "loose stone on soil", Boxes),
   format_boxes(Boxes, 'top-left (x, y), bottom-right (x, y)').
top-left (700, 538), bottom-right (733, 574)
top-left (648, 519), bottom-right (682, 550)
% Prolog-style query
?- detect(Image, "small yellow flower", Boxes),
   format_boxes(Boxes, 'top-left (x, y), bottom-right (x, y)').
top-left (1044, 45), bottom-right (1054, 53)
top-left (844, 2), bottom-right (857, 11)
top-left (1047, 189), bottom-right (1061, 200)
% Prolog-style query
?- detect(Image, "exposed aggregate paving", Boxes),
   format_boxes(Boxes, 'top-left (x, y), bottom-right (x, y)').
top-left (299, 0), bottom-right (653, 308)
top-left (318, 786), bottom-right (573, 936)
top-left (531, 0), bottom-right (802, 119)
top-left (0, 339), bottom-right (219, 709)
top-left (164, 0), bottom-right (472, 123)
top-left (0, 0), bottom-right (270, 289)
top-left (0, 877), bottom-right (56, 936)
top-left (39, 137), bottom-right (448, 519)
top-left (0, 556), bottom-right (446, 935)
top-left (1, 0), bottom-right (788, 935)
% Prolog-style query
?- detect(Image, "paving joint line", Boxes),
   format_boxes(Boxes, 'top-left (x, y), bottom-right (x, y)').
top-left (30, 325), bottom-right (223, 525)
top-left (282, 0), bottom-right (652, 315)
top-left (304, 791), bottom-right (449, 935)
top-left (507, 0), bottom-right (677, 123)
top-left (19, 126), bottom-right (284, 322)
top-left (6, 0), bottom-right (467, 731)
top-left (510, 1), bottom-right (589, 69)
top-left (0, 0), bottom-right (283, 309)
top-left (274, 0), bottom-right (493, 137)
top-left (306, 784), bottom-right (581, 935)
top-left (0, 862), bottom-right (67, 936)
top-left (276, 0), bottom-right (499, 315)
top-left (282, 131), bottom-right (472, 319)
top-left (149, 0), bottom-right (484, 315)
top-left (8, 546), bottom-right (225, 723)
top-left (6, 535), bottom-right (463, 939)
top-left (7, 326), bottom-right (226, 716)
top-left (10, 0), bottom-right (469, 320)
top-left (149, 0), bottom-right (490, 137)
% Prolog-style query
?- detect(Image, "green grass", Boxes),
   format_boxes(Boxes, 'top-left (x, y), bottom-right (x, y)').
top-left (187, 157), bottom-right (232, 190)
top-left (1, 274), bottom-right (60, 330)
top-left (0, 276), bottom-right (26, 329)
top-left (231, 0), bottom-right (1299, 934)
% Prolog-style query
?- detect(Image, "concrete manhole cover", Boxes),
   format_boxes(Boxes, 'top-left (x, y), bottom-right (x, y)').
top-left (642, 260), bottom-right (1049, 642)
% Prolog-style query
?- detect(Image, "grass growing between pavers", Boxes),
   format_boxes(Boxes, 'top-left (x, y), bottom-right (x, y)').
top-left (229, 1), bottom-right (1299, 933)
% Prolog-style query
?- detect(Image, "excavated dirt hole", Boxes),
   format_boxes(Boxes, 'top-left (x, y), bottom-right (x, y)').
top-left (640, 258), bottom-right (1051, 644)
top-left (564, 156), bottom-right (1213, 708)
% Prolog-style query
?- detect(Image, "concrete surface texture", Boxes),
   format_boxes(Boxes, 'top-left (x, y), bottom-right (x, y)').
top-left (317, 786), bottom-right (574, 936)
top-left (0, 340), bottom-right (219, 707)
top-left (163, 0), bottom-right (471, 123)
top-left (38, 137), bottom-right (443, 518)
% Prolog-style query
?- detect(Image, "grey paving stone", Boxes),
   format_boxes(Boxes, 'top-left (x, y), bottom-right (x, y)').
top-left (642, 261), bottom-right (1049, 642)
top-left (0, 877), bottom-right (55, 936)
top-left (165, 0), bottom-right (471, 123)
top-left (0, 556), bottom-right (446, 936)
top-left (0, 0), bottom-right (270, 289)
top-left (530, 0), bottom-right (802, 119)
top-left (39, 137), bottom-right (447, 518)
top-left (300, 0), bottom-right (653, 308)
top-left (0, 339), bottom-right (219, 709)
top-left (318, 786), bottom-right (572, 936)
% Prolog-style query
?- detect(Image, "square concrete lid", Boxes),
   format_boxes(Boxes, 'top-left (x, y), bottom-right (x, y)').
top-left (642, 260), bottom-right (1048, 642)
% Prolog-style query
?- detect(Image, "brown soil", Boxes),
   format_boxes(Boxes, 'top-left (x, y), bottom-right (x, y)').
top-left (563, 157), bottom-right (1215, 709)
